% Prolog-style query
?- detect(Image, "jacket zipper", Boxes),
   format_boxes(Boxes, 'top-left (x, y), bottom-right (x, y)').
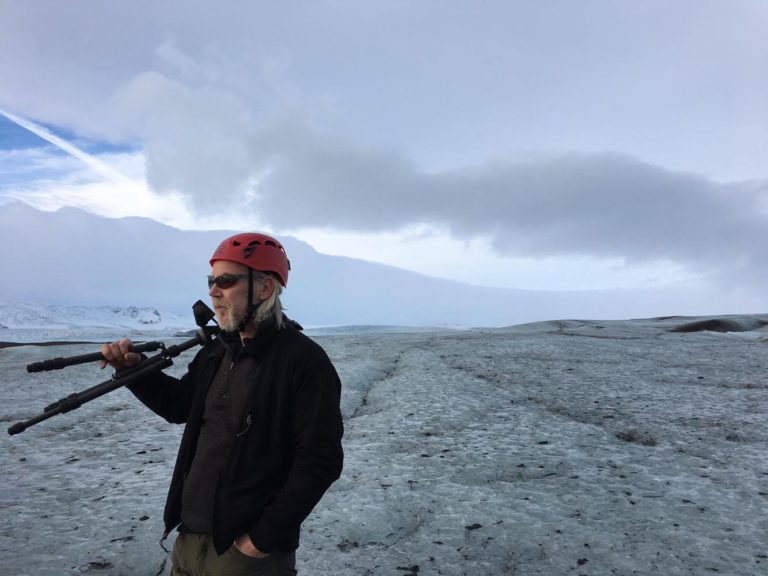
top-left (220, 360), bottom-right (235, 399)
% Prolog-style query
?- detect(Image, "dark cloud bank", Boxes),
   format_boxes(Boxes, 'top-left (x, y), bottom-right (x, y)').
top-left (145, 122), bottom-right (768, 288)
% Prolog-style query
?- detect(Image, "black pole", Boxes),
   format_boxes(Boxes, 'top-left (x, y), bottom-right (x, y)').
top-left (26, 341), bottom-right (164, 373)
top-left (8, 330), bottom-right (212, 436)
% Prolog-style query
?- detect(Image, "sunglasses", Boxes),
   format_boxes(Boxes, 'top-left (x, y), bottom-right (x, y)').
top-left (207, 273), bottom-right (249, 289)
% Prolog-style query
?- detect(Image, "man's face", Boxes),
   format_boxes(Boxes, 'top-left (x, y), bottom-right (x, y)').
top-left (208, 260), bottom-right (251, 332)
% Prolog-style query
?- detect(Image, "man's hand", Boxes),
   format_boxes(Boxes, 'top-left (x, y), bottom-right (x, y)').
top-left (100, 338), bottom-right (141, 371)
top-left (233, 533), bottom-right (270, 558)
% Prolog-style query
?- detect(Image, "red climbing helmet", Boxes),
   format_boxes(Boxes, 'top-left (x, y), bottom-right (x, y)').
top-left (210, 232), bottom-right (290, 286)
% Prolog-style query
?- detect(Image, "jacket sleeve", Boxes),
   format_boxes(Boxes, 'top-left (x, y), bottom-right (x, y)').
top-left (126, 347), bottom-right (210, 424)
top-left (249, 349), bottom-right (344, 552)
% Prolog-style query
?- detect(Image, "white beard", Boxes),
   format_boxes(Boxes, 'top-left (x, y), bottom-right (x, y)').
top-left (214, 302), bottom-right (245, 333)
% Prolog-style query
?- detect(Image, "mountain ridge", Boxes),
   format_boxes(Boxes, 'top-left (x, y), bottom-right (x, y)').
top-left (0, 201), bottom-right (746, 326)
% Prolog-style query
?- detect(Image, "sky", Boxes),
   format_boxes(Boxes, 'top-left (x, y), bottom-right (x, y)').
top-left (0, 1), bottom-right (767, 310)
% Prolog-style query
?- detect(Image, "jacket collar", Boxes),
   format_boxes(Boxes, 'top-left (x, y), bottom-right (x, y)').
top-left (216, 315), bottom-right (282, 361)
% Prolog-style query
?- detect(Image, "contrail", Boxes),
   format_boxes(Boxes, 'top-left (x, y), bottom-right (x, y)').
top-left (0, 107), bottom-right (143, 191)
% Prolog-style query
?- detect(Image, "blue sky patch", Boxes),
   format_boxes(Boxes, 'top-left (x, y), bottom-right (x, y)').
top-left (0, 114), bottom-right (49, 150)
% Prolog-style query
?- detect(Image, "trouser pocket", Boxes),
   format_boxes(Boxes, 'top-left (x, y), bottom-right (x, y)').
top-left (217, 545), bottom-right (278, 576)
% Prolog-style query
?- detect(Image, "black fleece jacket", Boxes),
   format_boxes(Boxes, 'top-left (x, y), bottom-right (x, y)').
top-left (128, 318), bottom-right (344, 554)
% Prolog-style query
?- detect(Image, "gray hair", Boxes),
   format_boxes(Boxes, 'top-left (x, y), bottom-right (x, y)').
top-left (253, 273), bottom-right (285, 329)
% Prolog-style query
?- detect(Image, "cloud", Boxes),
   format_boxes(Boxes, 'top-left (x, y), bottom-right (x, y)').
top-left (105, 76), bottom-right (764, 277)
top-left (248, 140), bottom-right (768, 284)
top-left (106, 72), bottom-right (766, 286)
top-left (8, 71), bottom-right (768, 289)
top-left (2, 1), bottom-right (768, 180)
top-left (109, 71), bottom-right (258, 210)
top-left (2, 1), bottom-right (767, 292)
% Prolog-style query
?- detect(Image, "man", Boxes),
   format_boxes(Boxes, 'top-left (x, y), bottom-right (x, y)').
top-left (101, 232), bottom-right (344, 576)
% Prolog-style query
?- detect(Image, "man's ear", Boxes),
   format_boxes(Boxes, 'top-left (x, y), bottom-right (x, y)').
top-left (256, 275), bottom-right (276, 300)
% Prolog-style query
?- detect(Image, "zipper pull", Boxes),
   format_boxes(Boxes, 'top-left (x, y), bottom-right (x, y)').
top-left (236, 413), bottom-right (252, 437)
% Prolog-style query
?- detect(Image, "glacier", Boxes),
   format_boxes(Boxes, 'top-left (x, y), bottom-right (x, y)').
top-left (1, 315), bottom-right (766, 575)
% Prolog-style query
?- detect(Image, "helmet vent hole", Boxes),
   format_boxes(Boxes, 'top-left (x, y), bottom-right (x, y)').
top-left (265, 240), bottom-right (276, 247)
top-left (248, 240), bottom-right (261, 246)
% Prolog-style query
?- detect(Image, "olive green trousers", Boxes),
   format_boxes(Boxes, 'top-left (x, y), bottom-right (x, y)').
top-left (171, 532), bottom-right (297, 576)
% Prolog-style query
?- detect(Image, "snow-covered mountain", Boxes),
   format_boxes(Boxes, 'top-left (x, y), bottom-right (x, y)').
top-left (0, 202), bottom-right (757, 326)
top-left (0, 300), bottom-right (186, 330)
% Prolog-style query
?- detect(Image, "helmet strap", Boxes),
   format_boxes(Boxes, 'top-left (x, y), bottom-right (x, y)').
top-left (237, 268), bottom-right (261, 333)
